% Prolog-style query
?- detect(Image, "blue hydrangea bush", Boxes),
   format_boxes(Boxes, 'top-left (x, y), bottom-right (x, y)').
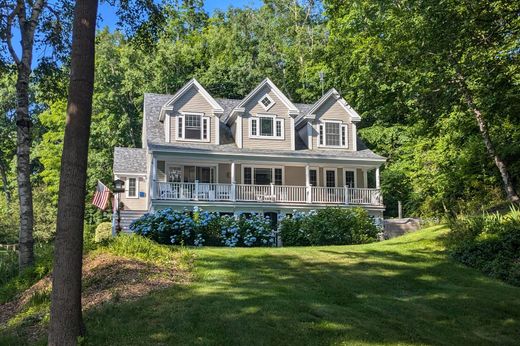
top-left (130, 208), bottom-right (275, 247)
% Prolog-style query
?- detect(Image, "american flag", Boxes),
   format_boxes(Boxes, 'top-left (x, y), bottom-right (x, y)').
top-left (92, 180), bottom-right (111, 210)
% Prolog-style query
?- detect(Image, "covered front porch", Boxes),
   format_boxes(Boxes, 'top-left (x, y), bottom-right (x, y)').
top-left (150, 158), bottom-right (383, 207)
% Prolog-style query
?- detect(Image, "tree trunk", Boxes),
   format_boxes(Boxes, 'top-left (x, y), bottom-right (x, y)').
top-left (457, 72), bottom-right (520, 203)
top-left (48, 0), bottom-right (98, 344)
top-left (15, 53), bottom-right (35, 270)
top-left (0, 158), bottom-right (11, 204)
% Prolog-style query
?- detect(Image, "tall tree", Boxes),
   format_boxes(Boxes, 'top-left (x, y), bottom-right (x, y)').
top-left (0, 0), bottom-right (72, 270)
top-left (48, 0), bottom-right (98, 342)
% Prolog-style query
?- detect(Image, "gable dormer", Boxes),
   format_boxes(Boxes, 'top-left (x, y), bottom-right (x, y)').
top-left (295, 88), bottom-right (361, 151)
top-left (159, 79), bottom-right (224, 144)
top-left (226, 78), bottom-right (299, 150)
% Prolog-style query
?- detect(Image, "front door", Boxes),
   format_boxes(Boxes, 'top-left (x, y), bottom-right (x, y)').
top-left (325, 169), bottom-right (336, 187)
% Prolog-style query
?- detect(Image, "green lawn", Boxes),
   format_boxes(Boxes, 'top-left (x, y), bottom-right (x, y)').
top-left (82, 226), bottom-right (520, 345)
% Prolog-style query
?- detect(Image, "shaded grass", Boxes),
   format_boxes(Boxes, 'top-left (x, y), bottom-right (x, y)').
top-left (82, 226), bottom-right (520, 345)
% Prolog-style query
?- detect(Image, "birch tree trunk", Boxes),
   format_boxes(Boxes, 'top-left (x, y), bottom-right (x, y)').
top-left (48, 0), bottom-right (98, 343)
top-left (457, 73), bottom-right (520, 203)
top-left (9, 0), bottom-right (47, 270)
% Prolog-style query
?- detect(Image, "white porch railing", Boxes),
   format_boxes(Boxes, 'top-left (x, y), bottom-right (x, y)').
top-left (154, 181), bottom-right (383, 206)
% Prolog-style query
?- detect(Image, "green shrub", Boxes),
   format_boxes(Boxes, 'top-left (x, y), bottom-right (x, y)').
top-left (279, 207), bottom-right (379, 246)
top-left (95, 222), bottom-right (113, 243)
top-left (446, 206), bottom-right (520, 286)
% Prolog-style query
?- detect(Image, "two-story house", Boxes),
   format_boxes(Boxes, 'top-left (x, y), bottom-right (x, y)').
top-left (113, 78), bottom-right (386, 229)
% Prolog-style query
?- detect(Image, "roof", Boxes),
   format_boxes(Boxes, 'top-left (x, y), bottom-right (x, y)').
top-left (113, 147), bottom-right (147, 174)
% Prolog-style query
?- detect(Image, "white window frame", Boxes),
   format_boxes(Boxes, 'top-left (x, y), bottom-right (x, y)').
top-left (241, 165), bottom-right (285, 185)
top-left (344, 169), bottom-right (357, 188)
top-left (317, 120), bottom-right (348, 148)
top-left (323, 168), bottom-right (337, 188)
top-left (249, 114), bottom-right (284, 140)
top-left (258, 94), bottom-right (275, 111)
top-left (175, 112), bottom-right (210, 142)
top-left (126, 177), bottom-right (139, 198)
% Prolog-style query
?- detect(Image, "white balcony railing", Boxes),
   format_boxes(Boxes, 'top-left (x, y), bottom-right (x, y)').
top-left (154, 181), bottom-right (383, 206)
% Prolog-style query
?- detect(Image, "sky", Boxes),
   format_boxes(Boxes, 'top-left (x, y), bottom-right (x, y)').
top-left (9, 0), bottom-right (263, 66)
top-left (97, 0), bottom-right (262, 31)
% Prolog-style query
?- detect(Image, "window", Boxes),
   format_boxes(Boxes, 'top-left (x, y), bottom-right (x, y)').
top-left (183, 166), bottom-right (215, 183)
top-left (325, 170), bottom-right (336, 187)
top-left (274, 168), bottom-right (282, 185)
top-left (243, 167), bottom-right (283, 185)
top-left (244, 167), bottom-right (252, 184)
top-left (176, 113), bottom-right (209, 141)
top-left (185, 114), bottom-right (201, 139)
top-left (325, 122), bottom-right (340, 146)
top-left (345, 170), bottom-right (355, 188)
top-left (309, 169), bottom-right (317, 186)
top-left (318, 121), bottom-right (348, 147)
top-left (127, 177), bottom-right (137, 198)
top-left (259, 94), bottom-right (275, 110)
top-left (260, 117), bottom-right (273, 136)
top-left (250, 116), bottom-right (283, 139)
top-left (168, 166), bottom-right (182, 182)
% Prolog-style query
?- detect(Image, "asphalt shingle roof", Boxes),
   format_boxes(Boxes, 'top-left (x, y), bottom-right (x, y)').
top-left (113, 147), bottom-right (147, 173)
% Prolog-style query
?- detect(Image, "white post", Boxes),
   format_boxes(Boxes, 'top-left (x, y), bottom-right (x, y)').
top-left (344, 186), bottom-right (349, 205)
top-left (151, 157), bottom-right (157, 199)
top-left (270, 183), bottom-right (275, 198)
top-left (398, 200), bottom-right (402, 219)
top-left (231, 161), bottom-right (236, 201)
top-left (375, 167), bottom-right (380, 189)
top-left (195, 179), bottom-right (199, 201)
top-left (305, 164), bottom-right (311, 203)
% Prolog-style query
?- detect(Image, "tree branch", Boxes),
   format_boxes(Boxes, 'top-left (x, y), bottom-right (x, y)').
top-left (5, 3), bottom-right (21, 65)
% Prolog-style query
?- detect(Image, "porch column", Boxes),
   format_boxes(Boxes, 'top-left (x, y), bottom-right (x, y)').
top-left (231, 161), bottom-right (236, 201)
top-left (375, 167), bottom-right (380, 189)
top-left (151, 157), bottom-right (157, 199)
top-left (305, 164), bottom-right (311, 203)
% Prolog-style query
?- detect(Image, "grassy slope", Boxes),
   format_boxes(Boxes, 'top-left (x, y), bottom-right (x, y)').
top-left (84, 226), bottom-right (520, 346)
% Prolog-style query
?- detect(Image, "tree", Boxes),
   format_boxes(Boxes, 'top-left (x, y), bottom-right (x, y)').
top-left (48, 0), bottom-right (98, 342)
top-left (0, 0), bottom-right (72, 270)
top-left (325, 0), bottom-right (520, 213)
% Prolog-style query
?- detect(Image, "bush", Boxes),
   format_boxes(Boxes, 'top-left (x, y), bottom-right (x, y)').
top-left (446, 206), bottom-right (520, 286)
top-left (130, 208), bottom-right (275, 247)
top-left (95, 222), bottom-right (113, 243)
top-left (279, 207), bottom-right (379, 246)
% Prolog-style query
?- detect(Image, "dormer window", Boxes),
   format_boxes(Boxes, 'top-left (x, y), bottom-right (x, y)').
top-left (318, 121), bottom-right (348, 148)
top-left (250, 114), bottom-right (284, 139)
top-left (176, 112), bottom-right (210, 142)
top-left (259, 94), bottom-right (275, 111)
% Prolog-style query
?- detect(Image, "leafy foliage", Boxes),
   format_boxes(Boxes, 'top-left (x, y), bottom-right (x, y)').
top-left (130, 208), bottom-right (275, 247)
top-left (94, 222), bottom-right (113, 243)
top-left (446, 207), bottom-right (520, 286)
top-left (279, 207), bottom-right (379, 246)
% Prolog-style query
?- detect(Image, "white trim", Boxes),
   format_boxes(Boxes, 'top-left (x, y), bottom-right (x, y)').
top-left (344, 168), bottom-right (357, 188)
top-left (241, 165), bottom-right (285, 185)
top-left (175, 112), bottom-right (210, 143)
top-left (126, 177), bottom-right (139, 198)
top-left (290, 117), bottom-right (295, 150)
top-left (307, 123), bottom-right (313, 149)
top-left (248, 114), bottom-right (285, 140)
top-left (351, 122), bottom-right (357, 151)
top-left (375, 167), bottom-right (380, 189)
top-left (323, 168), bottom-right (337, 187)
top-left (227, 78), bottom-right (299, 124)
top-left (317, 120), bottom-right (348, 148)
top-left (159, 79), bottom-right (223, 121)
top-left (214, 116), bottom-right (220, 145)
top-left (237, 116), bottom-right (243, 148)
top-left (165, 113), bottom-right (171, 142)
top-left (295, 88), bottom-right (361, 127)
top-left (258, 93), bottom-right (275, 111)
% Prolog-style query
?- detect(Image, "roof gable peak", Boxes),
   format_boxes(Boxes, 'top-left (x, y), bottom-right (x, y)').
top-left (159, 78), bottom-right (224, 121)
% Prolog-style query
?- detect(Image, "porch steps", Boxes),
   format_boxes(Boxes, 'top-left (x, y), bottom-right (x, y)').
top-left (119, 210), bottom-right (147, 232)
